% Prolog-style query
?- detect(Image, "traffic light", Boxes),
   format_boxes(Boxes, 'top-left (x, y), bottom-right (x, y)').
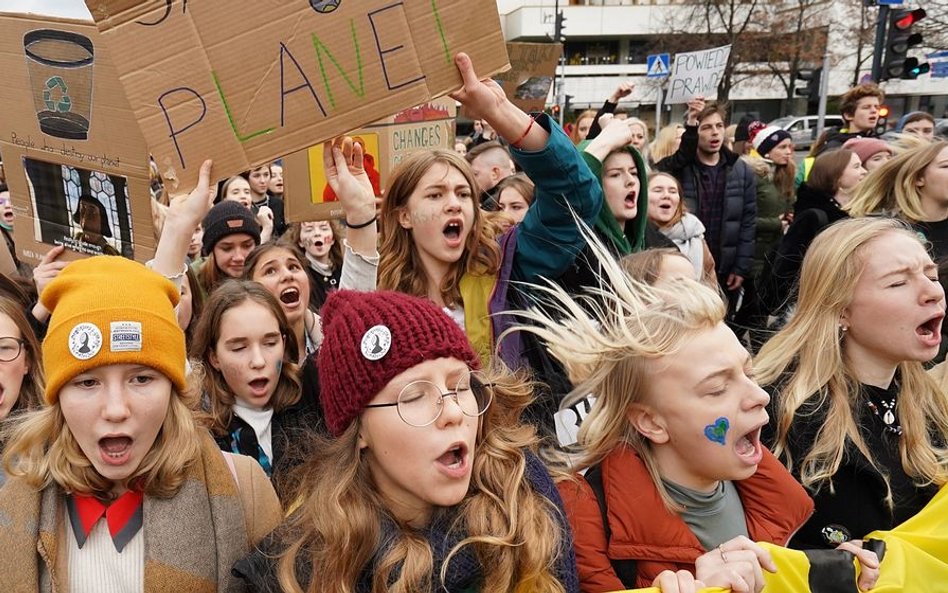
top-left (876, 105), bottom-right (890, 135)
top-left (794, 68), bottom-right (822, 99)
top-left (554, 10), bottom-right (566, 43)
top-left (881, 8), bottom-right (927, 80)
top-left (903, 58), bottom-right (931, 79)
top-left (550, 104), bottom-right (561, 118)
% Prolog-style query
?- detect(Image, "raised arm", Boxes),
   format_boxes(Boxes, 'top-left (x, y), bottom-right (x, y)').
top-left (587, 81), bottom-right (634, 140)
top-left (450, 52), bottom-right (602, 281)
top-left (322, 137), bottom-right (379, 292)
top-left (152, 159), bottom-right (214, 280)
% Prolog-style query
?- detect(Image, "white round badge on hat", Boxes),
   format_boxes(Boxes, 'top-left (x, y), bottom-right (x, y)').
top-left (68, 322), bottom-right (103, 360)
top-left (361, 325), bottom-right (392, 361)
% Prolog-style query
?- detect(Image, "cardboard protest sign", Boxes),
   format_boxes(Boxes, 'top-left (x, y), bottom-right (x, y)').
top-left (494, 42), bottom-right (561, 114)
top-left (83, 0), bottom-right (507, 195)
top-left (0, 13), bottom-right (154, 264)
top-left (665, 45), bottom-right (731, 105)
top-left (283, 97), bottom-right (456, 222)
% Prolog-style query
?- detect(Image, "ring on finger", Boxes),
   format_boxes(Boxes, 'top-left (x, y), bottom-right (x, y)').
top-left (718, 544), bottom-right (729, 563)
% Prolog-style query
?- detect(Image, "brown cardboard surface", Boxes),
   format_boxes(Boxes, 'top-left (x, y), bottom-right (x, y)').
top-left (283, 97), bottom-right (456, 222)
top-left (495, 42), bottom-right (561, 114)
top-left (0, 13), bottom-right (154, 264)
top-left (84, 0), bottom-right (507, 195)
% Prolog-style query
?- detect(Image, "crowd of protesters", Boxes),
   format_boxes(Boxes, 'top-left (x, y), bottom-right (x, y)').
top-left (1, 52), bottom-right (948, 593)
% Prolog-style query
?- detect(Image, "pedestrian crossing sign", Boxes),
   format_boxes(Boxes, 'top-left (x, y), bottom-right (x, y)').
top-left (647, 53), bottom-right (671, 78)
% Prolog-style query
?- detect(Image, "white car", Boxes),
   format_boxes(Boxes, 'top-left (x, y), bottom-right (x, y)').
top-left (768, 115), bottom-right (846, 150)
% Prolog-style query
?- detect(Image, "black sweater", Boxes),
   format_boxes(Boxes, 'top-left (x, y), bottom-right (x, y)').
top-left (765, 380), bottom-right (937, 548)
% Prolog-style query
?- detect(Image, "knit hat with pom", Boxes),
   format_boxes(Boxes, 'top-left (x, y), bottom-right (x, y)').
top-left (317, 290), bottom-right (480, 436)
top-left (40, 256), bottom-right (186, 403)
top-left (751, 125), bottom-right (792, 158)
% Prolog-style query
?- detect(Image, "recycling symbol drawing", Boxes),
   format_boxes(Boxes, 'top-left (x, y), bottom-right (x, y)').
top-left (43, 76), bottom-right (72, 113)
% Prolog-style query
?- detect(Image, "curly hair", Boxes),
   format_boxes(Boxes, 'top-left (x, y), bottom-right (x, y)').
top-left (274, 366), bottom-right (567, 593)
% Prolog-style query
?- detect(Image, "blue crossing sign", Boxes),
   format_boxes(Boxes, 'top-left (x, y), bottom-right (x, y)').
top-left (646, 53), bottom-right (671, 78)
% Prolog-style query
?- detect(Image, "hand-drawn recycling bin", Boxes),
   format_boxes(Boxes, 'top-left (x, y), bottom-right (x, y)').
top-left (24, 29), bottom-right (95, 141)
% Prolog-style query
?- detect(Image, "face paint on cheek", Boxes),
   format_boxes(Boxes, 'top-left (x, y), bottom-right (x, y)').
top-left (703, 416), bottom-right (730, 445)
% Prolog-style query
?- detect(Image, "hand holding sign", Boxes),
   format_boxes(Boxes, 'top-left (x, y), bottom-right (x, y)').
top-left (323, 136), bottom-right (378, 256)
top-left (323, 137), bottom-right (376, 225)
top-left (450, 52), bottom-right (548, 152)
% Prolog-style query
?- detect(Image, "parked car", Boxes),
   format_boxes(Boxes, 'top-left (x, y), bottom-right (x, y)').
top-left (769, 115), bottom-right (846, 150)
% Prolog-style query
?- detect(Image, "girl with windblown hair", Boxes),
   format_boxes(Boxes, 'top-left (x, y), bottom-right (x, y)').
top-left (510, 230), bottom-right (881, 593)
top-left (757, 217), bottom-right (948, 549)
top-left (233, 289), bottom-right (579, 593)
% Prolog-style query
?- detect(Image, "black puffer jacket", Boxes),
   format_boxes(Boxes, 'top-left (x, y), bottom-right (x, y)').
top-left (656, 124), bottom-right (757, 278)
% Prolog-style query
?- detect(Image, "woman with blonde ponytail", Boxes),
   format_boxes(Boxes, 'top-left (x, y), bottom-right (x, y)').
top-left (757, 216), bottom-right (948, 549)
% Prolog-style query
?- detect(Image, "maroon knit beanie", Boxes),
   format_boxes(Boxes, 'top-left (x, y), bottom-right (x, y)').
top-left (318, 290), bottom-right (481, 436)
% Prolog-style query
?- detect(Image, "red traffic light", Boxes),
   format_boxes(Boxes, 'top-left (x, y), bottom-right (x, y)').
top-left (895, 8), bottom-right (926, 30)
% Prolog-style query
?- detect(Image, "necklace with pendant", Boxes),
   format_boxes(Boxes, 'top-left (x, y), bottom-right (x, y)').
top-left (867, 398), bottom-right (902, 436)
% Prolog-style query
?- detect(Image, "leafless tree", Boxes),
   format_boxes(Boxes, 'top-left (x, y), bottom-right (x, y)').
top-left (755, 0), bottom-right (830, 116)
top-left (657, 0), bottom-right (764, 102)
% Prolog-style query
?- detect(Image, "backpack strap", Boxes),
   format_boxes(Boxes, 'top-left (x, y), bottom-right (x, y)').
top-left (585, 464), bottom-right (638, 588)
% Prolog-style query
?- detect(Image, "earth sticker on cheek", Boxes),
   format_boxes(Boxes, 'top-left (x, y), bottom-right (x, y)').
top-left (703, 416), bottom-right (730, 445)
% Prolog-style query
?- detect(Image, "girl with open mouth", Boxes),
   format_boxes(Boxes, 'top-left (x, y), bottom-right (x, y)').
top-left (287, 219), bottom-right (344, 311)
top-left (513, 232), bottom-right (879, 592)
top-left (234, 289), bottom-right (578, 593)
top-left (0, 254), bottom-right (281, 592)
top-left (374, 52), bottom-right (602, 371)
top-left (191, 281), bottom-right (313, 500)
top-left (758, 217), bottom-right (948, 553)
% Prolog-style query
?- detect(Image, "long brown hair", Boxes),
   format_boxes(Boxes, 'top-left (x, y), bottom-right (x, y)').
top-left (3, 392), bottom-right (200, 500)
top-left (190, 281), bottom-right (301, 436)
top-left (285, 220), bottom-right (345, 270)
top-left (378, 150), bottom-right (500, 307)
top-left (807, 149), bottom-right (856, 196)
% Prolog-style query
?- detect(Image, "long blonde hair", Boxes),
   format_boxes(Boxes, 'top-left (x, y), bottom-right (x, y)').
top-left (275, 366), bottom-right (566, 593)
top-left (2, 391), bottom-right (200, 501)
top-left (846, 140), bottom-right (948, 222)
top-left (627, 117), bottom-right (651, 165)
top-left (650, 124), bottom-right (684, 164)
top-left (506, 226), bottom-right (727, 510)
top-left (378, 150), bottom-right (500, 307)
top-left (755, 217), bottom-right (948, 500)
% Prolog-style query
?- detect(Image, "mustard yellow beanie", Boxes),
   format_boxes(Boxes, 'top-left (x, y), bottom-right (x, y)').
top-left (40, 256), bottom-right (186, 404)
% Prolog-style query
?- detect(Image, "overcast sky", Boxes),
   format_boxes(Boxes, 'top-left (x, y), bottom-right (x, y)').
top-left (0, 0), bottom-right (92, 19)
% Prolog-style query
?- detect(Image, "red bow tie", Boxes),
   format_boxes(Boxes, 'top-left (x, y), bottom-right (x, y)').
top-left (66, 490), bottom-right (144, 552)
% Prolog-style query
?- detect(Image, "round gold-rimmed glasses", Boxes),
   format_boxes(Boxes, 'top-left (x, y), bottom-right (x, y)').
top-left (364, 369), bottom-right (493, 427)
